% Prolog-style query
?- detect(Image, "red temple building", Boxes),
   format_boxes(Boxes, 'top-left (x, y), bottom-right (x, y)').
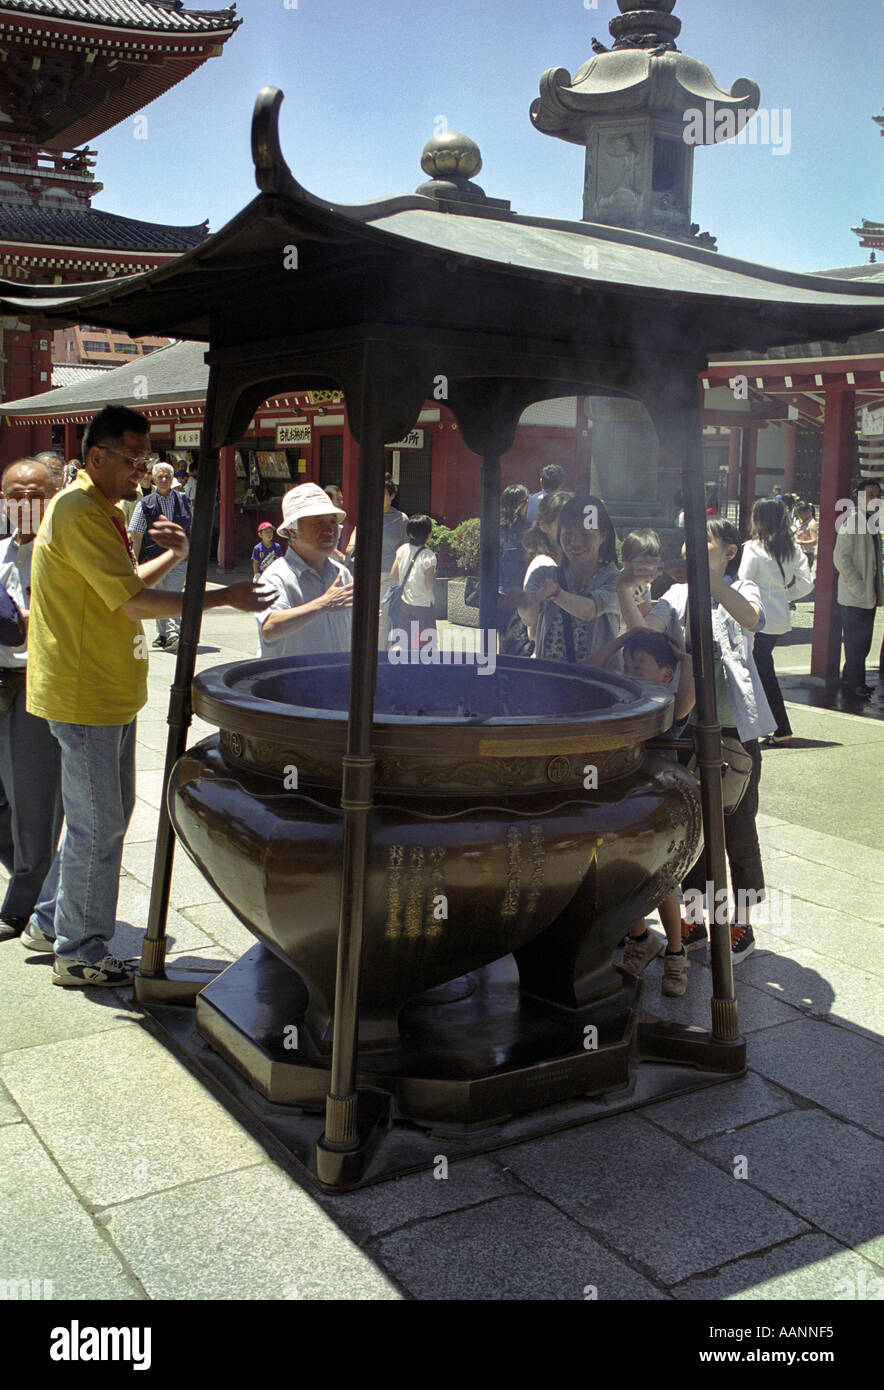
top-left (0, 0), bottom-right (239, 465)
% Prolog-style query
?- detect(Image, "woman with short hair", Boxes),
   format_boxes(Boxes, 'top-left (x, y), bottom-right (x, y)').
top-left (739, 498), bottom-right (813, 745)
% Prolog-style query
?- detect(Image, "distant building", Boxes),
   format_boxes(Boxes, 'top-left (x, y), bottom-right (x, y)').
top-left (0, 0), bottom-right (239, 465)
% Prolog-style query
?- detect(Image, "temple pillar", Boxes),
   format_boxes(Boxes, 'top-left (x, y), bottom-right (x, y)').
top-left (217, 444), bottom-right (236, 570)
top-left (811, 387), bottom-right (856, 680)
top-left (64, 421), bottom-right (78, 461)
top-left (784, 422), bottom-right (798, 494)
top-left (727, 427), bottom-right (741, 506)
top-left (738, 428), bottom-right (758, 534)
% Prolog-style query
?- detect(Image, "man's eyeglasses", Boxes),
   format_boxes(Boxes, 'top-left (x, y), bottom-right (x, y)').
top-left (100, 447), bottom-right (157, 472)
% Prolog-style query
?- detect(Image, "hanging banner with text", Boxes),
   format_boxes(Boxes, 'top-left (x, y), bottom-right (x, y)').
top-left (385, 430), bottom-right (424, 450)
top-left (276, 423), bottom-right (312, 447)
top-left (174, 427), bottom-right (202, 449)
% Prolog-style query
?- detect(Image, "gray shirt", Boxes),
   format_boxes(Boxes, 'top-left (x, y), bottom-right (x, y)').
top-left (257, 547), bottom-right (352, 658)
top-left (651, 578), bottom-right (775, 743)
top-left (0, 533), bottom-right (31, 668)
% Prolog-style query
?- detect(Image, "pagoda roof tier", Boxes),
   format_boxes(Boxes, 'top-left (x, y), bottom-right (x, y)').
top-left (1, 88), bottom-right (883, 379)
top-left (0, 0), bottom-right (239, 148)
top-left (852, 220), bottom-right (884, 250)
top-left (0, 204), bottom-right (208, 252)
top-left (0, 0), bottom-right (237, 32)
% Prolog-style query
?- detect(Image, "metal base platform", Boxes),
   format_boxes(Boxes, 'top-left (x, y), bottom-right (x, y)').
top-left (136, 946), bottom-right (746, 1191)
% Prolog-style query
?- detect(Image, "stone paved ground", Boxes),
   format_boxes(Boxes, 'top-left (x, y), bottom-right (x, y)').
top-left (1, 580), bottom-right (882, 1302)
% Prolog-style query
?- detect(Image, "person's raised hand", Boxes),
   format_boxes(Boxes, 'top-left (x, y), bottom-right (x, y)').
top-left (316, 573), bottom-right (354, 611)
top-left (147, 519), bottom-right (189, 561)
top-left (619, 557), bottom-right (662, 587)
top-left (662, 558), bottom-right (688, 584)
top-left (534, 575), bottom-right (559, 601)
top-left (223, 579), bottom-right (275, 613)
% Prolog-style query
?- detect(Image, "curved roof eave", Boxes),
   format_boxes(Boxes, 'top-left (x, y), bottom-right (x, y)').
top-left (1, 88), bottom-right (883, 355)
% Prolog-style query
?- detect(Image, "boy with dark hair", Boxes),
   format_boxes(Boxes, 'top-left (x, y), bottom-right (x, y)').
top-left (592, 627), bottom-right (696, 996)
top-left (526, 463), bottom-right (566, 524)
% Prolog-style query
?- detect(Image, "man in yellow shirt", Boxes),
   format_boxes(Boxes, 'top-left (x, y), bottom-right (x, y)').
top-left (21, 405), bottom-right (269, 988)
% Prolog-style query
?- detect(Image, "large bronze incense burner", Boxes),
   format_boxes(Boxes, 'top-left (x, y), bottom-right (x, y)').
top-left (170, 654), bottom-right (702, 1120)
top-left (7, 68), bottom-right (883, 1187)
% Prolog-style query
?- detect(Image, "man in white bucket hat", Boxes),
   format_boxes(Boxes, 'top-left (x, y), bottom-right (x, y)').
top-left (257, 482), bottom-right (354, 658)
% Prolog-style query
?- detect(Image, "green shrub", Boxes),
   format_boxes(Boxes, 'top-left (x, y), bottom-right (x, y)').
top-left (451, 517), bottom-right (481, 574)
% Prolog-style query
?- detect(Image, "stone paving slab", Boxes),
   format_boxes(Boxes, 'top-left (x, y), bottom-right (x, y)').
top-left (746, 1018), bottom-right (884, 1138)
top-left (637, 952), bottom-right (803, 1033)
top-left (319, 1157), bottom-right (523, 1245)
top-left (0, 940), bottom-right (140, 1054)
top-left (123, 796), bottom-right (168, 844)
top-left (761, 852), bottom-right (883, 924)
top-left (114, 874), bottom-right (216, 958)
top-left (0, 1124), bottom-right (143, 1300)
top-left (734, 946), bottom-right (884, 1040)
top-left (673, 1233), bottom-right (884, 1301)
top-left (102, 1163), bottom-right (400, 1301)
top-left (758, 825), bottom-right (884, 886)
top-left (0, 1081), bottom-right (23, 1126)
top-left (495, 1116), bottom-right (808, 1286)
top-left (122, 842), bottom-right (220, 909)
top-left (369, 1193), bottom-right (668, 1300)
top-left (1, 1025), bottom-right (268, 1208)
top-left (773, 903), bottom-right (884, 977)
top-left (180, 900), bottom-right (255, 959)
top-left (640, 1072), bottom-right (795, 1143)
top-left (698, 1111), bottom-right (884, 1266)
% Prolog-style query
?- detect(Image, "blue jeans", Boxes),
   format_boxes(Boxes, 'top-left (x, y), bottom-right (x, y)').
top-left (32, 720), bottom-right (137, 962)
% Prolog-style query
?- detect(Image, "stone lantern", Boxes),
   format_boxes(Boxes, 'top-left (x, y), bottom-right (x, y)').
top-left (530, 0), bottom-right (760, 248)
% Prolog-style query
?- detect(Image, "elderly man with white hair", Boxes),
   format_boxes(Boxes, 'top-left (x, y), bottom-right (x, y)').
top-left (258, 482), bottom-right (354, 658)
top-left (128, 459), bottom-right (193, 652)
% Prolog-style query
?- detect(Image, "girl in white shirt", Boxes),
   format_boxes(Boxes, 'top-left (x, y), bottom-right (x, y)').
top-left (739, 498), bottom-right (813, 745)
top-left (389, 514), bottom-right (437, 651)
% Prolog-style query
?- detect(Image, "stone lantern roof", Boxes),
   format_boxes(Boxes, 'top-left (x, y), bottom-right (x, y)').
top-left (531, 0), bottom-right (761, 248)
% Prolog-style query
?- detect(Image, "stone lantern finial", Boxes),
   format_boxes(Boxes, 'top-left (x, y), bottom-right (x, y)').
top-left (607, 0), bottom-right (682, 53)
top-left (531, 0), bottom-right (760, 247)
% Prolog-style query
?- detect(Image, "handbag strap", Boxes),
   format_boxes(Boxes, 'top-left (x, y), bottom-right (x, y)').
top-left (399, 545), bottom-right (424, 592)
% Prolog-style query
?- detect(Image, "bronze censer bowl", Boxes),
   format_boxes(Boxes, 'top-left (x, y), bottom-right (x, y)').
top-left (169, 654), bottom-right (703, 1125)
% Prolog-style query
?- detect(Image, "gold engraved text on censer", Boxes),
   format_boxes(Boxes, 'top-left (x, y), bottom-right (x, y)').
top-left (501, 823), bottom-right (546, 919)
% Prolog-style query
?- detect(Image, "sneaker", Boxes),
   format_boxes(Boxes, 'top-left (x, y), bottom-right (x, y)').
top-left (164, 636), bottom-right (179, 653)
top-left (20, 920), bottom-right (56, 952)
top-left (0, 913), bottom-right (29, 941)
top-left (681, 918), bottom-right (708, 951)
top-left (152, 635), bottom-right (167, 649)
top-left (731, 923), bottom-right (756, 963)
top-left (52, 954), bottom-right (134, 989)
top-left (622, 931), bottom-right (664, 976)
top-left (662, 949), bottom-right (689, 997)
top-left (841, 682), bottom-right (873, 699)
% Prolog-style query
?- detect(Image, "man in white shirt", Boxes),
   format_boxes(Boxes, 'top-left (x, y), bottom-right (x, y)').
top-left (258, 482), bottom-right (354, 657)
top-left (0, 458), bottom-right (63, 939)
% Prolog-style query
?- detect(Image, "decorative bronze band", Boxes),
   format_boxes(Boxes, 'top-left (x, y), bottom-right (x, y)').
top-left (710, 996), bottom-right (740, 1041)
top-left (324, 1093), bottom-right (359, 1147)
top-left (140, 938), bottom-right (166, 975)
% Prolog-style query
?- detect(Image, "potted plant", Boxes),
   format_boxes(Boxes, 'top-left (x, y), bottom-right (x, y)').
top-left (446, 517), bottom-right (481, 628)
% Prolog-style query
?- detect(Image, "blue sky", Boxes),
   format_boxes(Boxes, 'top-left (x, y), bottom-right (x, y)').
top-left (91, 0), bottom-right (882, 273)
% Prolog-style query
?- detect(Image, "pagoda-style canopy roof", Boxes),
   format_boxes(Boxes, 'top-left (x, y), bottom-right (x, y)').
top-left (0, 0), bottom-right (240, 148)
top-left (1, 88), bottom-right (882, 411)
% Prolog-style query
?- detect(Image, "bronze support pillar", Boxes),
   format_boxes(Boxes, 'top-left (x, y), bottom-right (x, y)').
top-left (479, 453), bottom-right (501, 639)
top-left (320, 345), bottom-right (387, 1154)
top-left (681, 396), bottom-right (739, 1042)
top-left (139, 368), bottom-right (223, 981)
